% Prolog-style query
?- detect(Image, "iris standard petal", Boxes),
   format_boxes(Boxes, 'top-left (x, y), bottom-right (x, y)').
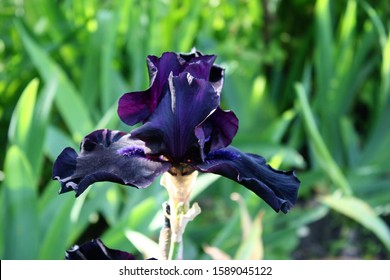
top-left (194, 146), bottom-right (300, 213)
top-left (52, 129), bottom-right (171, 196)
top-left (118, 51), bottom-right (224, 126)
top-left (195, 107), bottom-right (239, 157)
top-left (131, 72), bottom-right (220, 162)
top-left (117, 89), bottom-right (152, 126)
top-left (179, 50), bottom-right (225, 94)
top-left (65, 239), bottom-right (136, 260)
top-left (118, 52), bottom-right (182, 126)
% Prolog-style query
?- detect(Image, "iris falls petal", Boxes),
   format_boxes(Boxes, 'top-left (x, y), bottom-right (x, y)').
top-left (54, 49), bottom-right (301, 215)
top-left (65, 239), bottom-right (136, 260)
top-left (194, 146), bottom-right (300, 213)
top-left (52, 129), bottom-right (171, 196)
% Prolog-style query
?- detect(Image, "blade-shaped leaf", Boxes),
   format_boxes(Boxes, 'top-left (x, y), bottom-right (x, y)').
top-left (314, 0), bottom-right (333, 104)
top-left (320, 194), bottom-right (390, 252)
top-left (125, 230), bottom-right (161, 260)
top-left (39, 191), bottom-right (74, 260)
top-left (8, 79), bottom-right (38, 149)
top-left (2, 146), bottom-right (39, 259)
top-left (231, 192), bottom-right (264, 260)
top-left (295, 83), bottom-right (352, 195)
top-left (234, 211), bottom-right (264, 260)
top-left (17, 22), bottom-right (93, 141)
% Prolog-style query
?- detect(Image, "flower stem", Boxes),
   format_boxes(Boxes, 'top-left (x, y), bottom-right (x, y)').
top-left (160, 168), bottom-right (201, 260)
top-left (169, 240), bottom-right (183, 260)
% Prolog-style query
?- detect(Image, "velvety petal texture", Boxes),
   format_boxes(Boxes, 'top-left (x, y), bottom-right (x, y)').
top-left (52, 129), bottom-right (171, 196)
top-left (118, 50), bottom-right (224, 126)
top-left (195, 107), bottom-right (239, 158)
top-left (53, 49), bottom-right (300, 214)
top-left (65, 239), bottom-right (136, 260)
top-left (131, 72), bottom-right (220, 162)
top-left (194, 147), bottom-right (300, 213)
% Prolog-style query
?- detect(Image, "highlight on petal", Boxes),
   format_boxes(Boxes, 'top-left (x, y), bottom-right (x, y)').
top-left (179, 50), bottom-right (224, 94)
top-left (194, 147), bottom-right (300, 213)
top-left (195, 107), bottom-right (239, 158)
top-left (131, 72), bottom-right (220, 162)
top-left (52, 129), bottom-right (171, 196)
top-left (65, 239), bottom-right (136, 260)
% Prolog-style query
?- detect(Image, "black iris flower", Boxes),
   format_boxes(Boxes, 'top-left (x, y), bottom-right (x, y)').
top-left (52, 50), bottom-right (300, 213)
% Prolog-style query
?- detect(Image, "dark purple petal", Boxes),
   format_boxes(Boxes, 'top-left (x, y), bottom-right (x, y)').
top-left (118, 52), bottom-right (184, 126)
top-left (131, 73), bottom-right (220, 162)
top-left (194, 147), bottom-right (300, 213)
top-left (52, 129), bottom-right (171, 196)
top-left (117, 89), bottom-right (153, 126)
top-left (65, 239), bottom-right (136, 260)
top-left (183, 60), bottom-right (213, 83)
top-left (118, 50), bottom-right (224, 126)
top-left (209, 64), bottom-right (224, 95)
top-left (195, 107), bottom-right (239, 158)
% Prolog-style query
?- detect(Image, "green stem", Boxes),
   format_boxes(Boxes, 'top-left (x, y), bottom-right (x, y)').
top-left (168, 240), bottom-right (183, 260)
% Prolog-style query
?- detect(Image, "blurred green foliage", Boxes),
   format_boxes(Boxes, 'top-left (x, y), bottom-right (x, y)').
top-left (1, 0), bottom-right (389, 259)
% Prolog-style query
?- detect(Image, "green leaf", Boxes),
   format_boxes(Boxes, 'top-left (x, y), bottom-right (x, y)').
top-left (8, 79), bottom-right (38, 149)
top-left (379, 31), bottom-right (390, 112)
top-left (340, 117), bottom-right (360, 166)
top-left (204, 211), bottom-right (241, 256)
top-left (102, 195), bottom-right (162, 247)
top-left (359, 99), bottom-right (390, 170)
top-left (8, 78), bottom-right (57, 183)
top-left (0, 186), bottom-right (4, 258)
top-left (232, 192), bottom-right (264, 260)
top-left (97, 10), bottom-right (120, 112)
top-left (261, 109), bottom-right (296, 144)
top-left (2, 146), bottom-right (39, 259)
top-left (295, 83), bottom-right (352, 195)
top-left (361, 1), bottom-right (390, 119)
top-left (234, 212), bottom-right (263, 260)
top-left (45, 125), bottom-right (75, 162)
top-left (314, 0), bottom-right (333, 103)
top-left (190, 173), bottom-right (220, 201)
top-left (39, 192), bottom-right (74, 259)
top-left (125, 230), bottom-right (160, 260)
top-left (27, 79), bottom-right (57, 177)
top-left (320, 194), bottom-right (390, 252)
top-left (17, 22), bottom-right (93, 141)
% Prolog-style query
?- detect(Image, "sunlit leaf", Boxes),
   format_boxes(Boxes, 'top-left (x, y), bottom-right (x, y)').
top-left (2, 146), bottom-right (39, 259)
top-left (8, 79), bottom-right (38, 149)
top-left (125, 230), bottom-right (161, 260)
top-left (320, 194), bottom-right (390, 252)
top-left (17, 22), bottom-right (93, 141)
top-left (234, 211), bottom-right (264, 260)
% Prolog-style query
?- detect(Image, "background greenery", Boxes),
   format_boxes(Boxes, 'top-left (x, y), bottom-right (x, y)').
top-left (1, 0), bottom-right (389, 260)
